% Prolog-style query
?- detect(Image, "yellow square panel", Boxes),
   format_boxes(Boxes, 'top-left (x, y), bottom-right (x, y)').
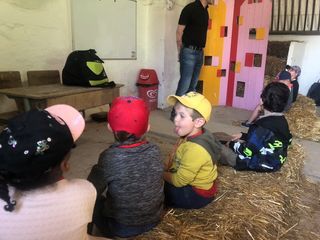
top-left (238, 16), bottom-right (244, 25)
top-left (199, 66), bottom-right (220, 105)
top-left (235, 62), bottom-right (241, 73)
top-left (256, 28), bottom-right (265, 40)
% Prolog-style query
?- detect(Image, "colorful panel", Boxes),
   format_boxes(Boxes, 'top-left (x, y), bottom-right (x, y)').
top-left (253, 54), bottom-right (262, 67)
top-left (248, 0), bottom-right (263, 3)
top-left (256, 28), bottom-right (265, 40)
top-left (217, 69), bottom-right (227, 77)
top-left (249, 28), bottom-right (256, 39)
top-left (220, 26), bottom-right (228, 37)
top-left (212, 56), bottom-right (219, 66)
top-left (245, 53), bottom-right (254, 67)
top-left (208, 19), bottom-right (212, 30)
top-left (235, 62), bottom-right (241, 73)
top-left (230, 61), bottom-right (236, 72)
top-left (231, 0), bottom-right (272, 110)
top-left (204, 56), bottom-right (212, 66)
top-left (196, 80), bottom-right (204, 94)
top-left (199, 66), bottom-right (220, 105)
top-left (237, 16), bottom-right (244, 25)
top-left (201, 2), bottom-right (227, 105)
top-left (236, 81), bottom-right (245, 97)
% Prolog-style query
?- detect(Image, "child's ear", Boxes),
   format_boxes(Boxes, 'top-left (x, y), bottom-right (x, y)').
top-left (107, 123), bottom-right (113, 132)
top-left (60, 152), bottom-right (71, 172)
top-left (60, 159), bottom-right (70, 172)
top-left (194, 117), bottom-right (206, 128)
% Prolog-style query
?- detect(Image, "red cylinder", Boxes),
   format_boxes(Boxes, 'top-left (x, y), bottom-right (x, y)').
top-left (136, 69), bottom-right (159, 111)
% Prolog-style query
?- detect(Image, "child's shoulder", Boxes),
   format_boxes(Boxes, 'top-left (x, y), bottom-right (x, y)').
top-left (256, 114), bottom-right (288, 126)
top-left (182, 140), bottom-right (212, 156)
top-left (59, 179), bottom-right (96, 195)
top-left (100, 140), bottom-right (160, 162)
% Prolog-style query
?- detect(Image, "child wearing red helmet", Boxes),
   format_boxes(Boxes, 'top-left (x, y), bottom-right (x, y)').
top-left (87, 96), bottom-right (163, 238)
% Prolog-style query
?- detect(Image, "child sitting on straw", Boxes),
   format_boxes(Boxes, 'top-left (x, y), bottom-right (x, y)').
top-left (87, 96), bottom-right (163, 238)
top-left (164, 92), bottom-right (221, 209)
top-left (220, 82), bottom-right (292, 172)
top-left (242, 70), bottom-right (294, 127)
top-left (0, 105), bottom-right (105, 240)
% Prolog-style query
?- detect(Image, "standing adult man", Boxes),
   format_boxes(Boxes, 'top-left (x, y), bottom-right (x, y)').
top-left (175, 0), bottom-right (212, 96)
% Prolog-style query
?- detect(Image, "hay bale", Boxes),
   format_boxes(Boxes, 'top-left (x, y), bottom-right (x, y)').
top-left (267, 41), bottom-right (291, 58)
top-left (265, 56), bottom-right (287, 77)
top-left (138, 134), bottom-right (320, 240)
top-left (285, 95), bottom-right (320, 142)
top-left (264, 75), bottom-right (273, 86)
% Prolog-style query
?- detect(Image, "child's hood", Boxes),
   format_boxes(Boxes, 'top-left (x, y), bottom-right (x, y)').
top-left (188, 129), bottom-right (222, 163)
top-left (255, 116), bottom-right (292, 142)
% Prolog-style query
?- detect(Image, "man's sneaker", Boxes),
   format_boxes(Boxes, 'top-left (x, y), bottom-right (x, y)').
top-left (241, 120), bottom-right (251, 127)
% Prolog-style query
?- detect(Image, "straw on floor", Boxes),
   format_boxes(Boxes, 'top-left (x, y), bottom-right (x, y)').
top-left (136, 133), bottom-right (320, 240)
top-left (285, 95), bottom-right (320, 142)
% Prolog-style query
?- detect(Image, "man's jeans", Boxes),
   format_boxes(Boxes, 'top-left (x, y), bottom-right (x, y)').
top-left (175, 47), bottom-right (204, 96)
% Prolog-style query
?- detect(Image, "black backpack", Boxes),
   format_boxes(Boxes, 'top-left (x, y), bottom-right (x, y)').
top-left (62, 49), bottom-right (115, 88)
top-left (307, 80), bottom-right (320, 106)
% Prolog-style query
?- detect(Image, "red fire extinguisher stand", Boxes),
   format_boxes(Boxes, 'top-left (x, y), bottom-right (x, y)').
top-left (136, 69), bottom-right (159, 111)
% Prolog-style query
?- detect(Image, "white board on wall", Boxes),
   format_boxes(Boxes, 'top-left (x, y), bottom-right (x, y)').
top-left (71, 0), bottom-right (136, 60)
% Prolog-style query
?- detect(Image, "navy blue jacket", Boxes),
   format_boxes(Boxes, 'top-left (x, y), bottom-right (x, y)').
top-left (229, 115), bottom-right (292, 172)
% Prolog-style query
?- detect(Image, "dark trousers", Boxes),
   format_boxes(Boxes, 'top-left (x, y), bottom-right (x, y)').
top-left (164, 182), bottom-right (214, 209)
top-left (176, 47), bottom-right (204, 96)
top-left (89, 195), bottom-right (158, 238)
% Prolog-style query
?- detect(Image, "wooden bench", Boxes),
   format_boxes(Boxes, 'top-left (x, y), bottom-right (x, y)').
top-left (0, 83), bottom-right (124, 113)
top-left (0, 71), bottom-right (23, 124)
top-left (27, 70), bottom-right (61, 86)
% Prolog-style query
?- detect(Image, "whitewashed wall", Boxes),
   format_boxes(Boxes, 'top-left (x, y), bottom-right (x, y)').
top-left (2, 0), bottom-right (316, 114)
top-left (0, 0), bottom-right (185, 113)
top-left (0, 0), bottom-right (71, 112)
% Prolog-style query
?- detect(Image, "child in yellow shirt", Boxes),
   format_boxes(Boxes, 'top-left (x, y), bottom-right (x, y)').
top-left (164, 92), bottom-right (220, 209)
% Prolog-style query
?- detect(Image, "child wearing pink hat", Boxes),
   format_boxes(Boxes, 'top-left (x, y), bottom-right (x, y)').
top-left (87, 96), bottom-right (163, 238)
top-left (0, 105), bottom-right (106, 240)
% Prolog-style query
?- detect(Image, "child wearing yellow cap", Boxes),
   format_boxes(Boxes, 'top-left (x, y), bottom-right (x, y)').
top-left (164, 92), bottom-right (221, 209)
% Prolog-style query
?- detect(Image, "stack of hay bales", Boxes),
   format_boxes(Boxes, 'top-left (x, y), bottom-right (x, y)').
top-left (142, 134), bottom-right (319, 240)
top-left (264, 41), bottom-right (289, 87)
top-left (265, 56), bottom-right (287, 79)
top-left (285, 95), bottom-right (320, 142)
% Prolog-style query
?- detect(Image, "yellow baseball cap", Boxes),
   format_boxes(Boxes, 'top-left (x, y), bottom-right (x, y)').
top-left (167, 92), bottom-right (212, 122)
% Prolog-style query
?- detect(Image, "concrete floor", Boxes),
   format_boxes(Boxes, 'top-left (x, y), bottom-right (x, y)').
top-left (67, 106), bottom-right (320, 184)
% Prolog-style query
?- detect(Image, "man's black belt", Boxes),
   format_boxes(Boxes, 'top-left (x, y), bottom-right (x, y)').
top-left (184, 45), bottom-right (203, 51)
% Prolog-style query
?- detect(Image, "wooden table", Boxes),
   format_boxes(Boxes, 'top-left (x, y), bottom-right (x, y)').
top-left (0, 84), bottom-right (124, 112)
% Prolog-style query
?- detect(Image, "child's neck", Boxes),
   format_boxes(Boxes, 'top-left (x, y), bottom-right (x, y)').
top-left (261, 109), bottom-right (284, 119)
top-left (186, 128), bottom-right (203, 139)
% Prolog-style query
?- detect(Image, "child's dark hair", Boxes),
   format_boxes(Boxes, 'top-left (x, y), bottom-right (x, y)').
top-left (0, 177), bottom-right (16, 212)
top-left (285, 65), bottom-right (291, 71)
top-left (175, 102), bottom-right (203, 121)
top-left (0, 159), bottom-right (65, 212)
top-left (191, 109), bottom-right (203, 121)
top-left (261, 82), bottom-right (290, 112)
top-left (113, 131), bottom-right (141, 143)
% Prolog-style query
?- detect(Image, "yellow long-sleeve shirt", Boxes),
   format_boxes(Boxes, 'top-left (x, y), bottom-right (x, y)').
top-left (169, 139), bottom-right (217, 190)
